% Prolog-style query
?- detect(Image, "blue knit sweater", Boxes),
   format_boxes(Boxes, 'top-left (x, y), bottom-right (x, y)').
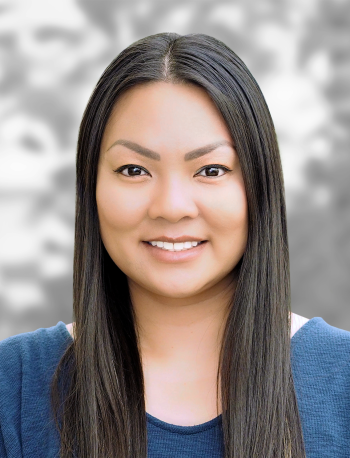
top-left (0, 317), bottom-right (349, 457)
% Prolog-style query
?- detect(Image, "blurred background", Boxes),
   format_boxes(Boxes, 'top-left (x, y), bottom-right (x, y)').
top-left (0, 0), bottom-right (349, 340)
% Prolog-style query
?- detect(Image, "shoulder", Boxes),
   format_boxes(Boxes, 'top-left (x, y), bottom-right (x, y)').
top-left (0, 322), bottom-right (72, 400)
top-left (0, 334), bottom-right (23, 455)
top-left (0, 323), bottom-right (71, 454)
top-left (292, 315), bottom-right (350, 381)
top-left (291, 317), bottom-right (350, 455)
top-left (0, 333), bottom-right (24, 404)
top-left (0, 322), bottom-right (70, 385)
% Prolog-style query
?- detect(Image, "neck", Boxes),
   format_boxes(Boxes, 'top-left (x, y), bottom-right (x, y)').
top-left (129, 275), bottom-right (236, 370)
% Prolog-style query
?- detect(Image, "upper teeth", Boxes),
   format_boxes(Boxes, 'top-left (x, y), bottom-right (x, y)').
top-left (148, 241), bottom-right (202, 251)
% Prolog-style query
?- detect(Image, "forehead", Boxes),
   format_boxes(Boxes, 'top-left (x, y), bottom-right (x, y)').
top-left (111, 81), bottom-right (218, 116)
top-left (102, 81), bottom-right (233, 150)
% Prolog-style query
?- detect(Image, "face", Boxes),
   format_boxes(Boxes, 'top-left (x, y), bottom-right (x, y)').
top-left (97, 81), bottom-right (248, 301)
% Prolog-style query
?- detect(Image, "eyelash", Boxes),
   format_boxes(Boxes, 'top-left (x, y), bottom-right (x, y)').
top-left (114, 164), bottom-right (232, 179)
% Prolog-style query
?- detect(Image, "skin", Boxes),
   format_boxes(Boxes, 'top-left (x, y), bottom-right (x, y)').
top-left (67, 81), bottom-right (309, 426)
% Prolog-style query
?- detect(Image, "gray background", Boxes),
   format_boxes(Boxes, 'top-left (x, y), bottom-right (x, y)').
top-left (0, 0), bottom-right (349, 340)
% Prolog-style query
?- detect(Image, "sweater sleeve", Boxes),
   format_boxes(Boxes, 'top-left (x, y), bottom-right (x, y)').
top-left (0, 333), bottom-right (25, 458)
top-left (0, 422), bottom-right (7, 458)
top-left (291, 317), bottom-right (350, 457)
top-left (0, 322), bottom-right (73, 458)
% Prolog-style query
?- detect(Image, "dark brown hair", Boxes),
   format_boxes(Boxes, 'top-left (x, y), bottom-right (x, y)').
top-left (51, 32), bottom-right (306, 457)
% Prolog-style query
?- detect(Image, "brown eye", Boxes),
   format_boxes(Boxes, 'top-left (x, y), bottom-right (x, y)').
top-left (114, 165), bottom-right (149, 177)
top-left (196, 165), bottom-right (231, 177)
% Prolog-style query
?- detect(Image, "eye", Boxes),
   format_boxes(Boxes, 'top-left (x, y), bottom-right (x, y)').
top-left (196, 165), bottom-right (231, 178)
top-left (114, 164), bottom-right (149, 178)
top-left (113, 164), bottom-right (232, 179)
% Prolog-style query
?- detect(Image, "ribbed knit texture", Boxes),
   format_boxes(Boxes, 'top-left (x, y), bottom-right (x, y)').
top-left (0, 316), bottom-right (349, 457)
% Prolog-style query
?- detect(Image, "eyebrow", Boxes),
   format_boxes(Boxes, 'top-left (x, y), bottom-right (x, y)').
top-left (105, 139), bottom-right (234, 161)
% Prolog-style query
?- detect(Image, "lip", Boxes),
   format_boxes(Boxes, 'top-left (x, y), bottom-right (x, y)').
top-left (144, 235), bottom-right (206, 243)
top-left (142, 240), bottom-right (208, 263)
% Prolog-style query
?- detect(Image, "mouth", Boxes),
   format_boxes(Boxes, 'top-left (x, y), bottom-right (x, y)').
top-left (143, 240), bottom-right (207, 248)
top-left (141, 240), bottom-right (208, 262)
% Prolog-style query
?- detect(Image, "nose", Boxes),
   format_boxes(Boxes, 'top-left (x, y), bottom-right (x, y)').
top-left (147, 176), bottom-right (199, 222)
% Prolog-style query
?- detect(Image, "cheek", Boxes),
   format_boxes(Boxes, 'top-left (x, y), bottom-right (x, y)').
top-left (205, 182), bottom-right (247, 231)
top-left (96, 180), bottom-right (146, 239)
top-left (203, 182), bottom-right (248, 257)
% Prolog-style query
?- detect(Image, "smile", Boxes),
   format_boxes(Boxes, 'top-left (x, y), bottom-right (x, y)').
top-left (142, 240), bottom-right (208, 262)
top-left (146, 241), bottom-right (205, 251)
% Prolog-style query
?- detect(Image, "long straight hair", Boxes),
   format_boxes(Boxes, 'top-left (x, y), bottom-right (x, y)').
top-left (51, 32), bottom-right (306, 457)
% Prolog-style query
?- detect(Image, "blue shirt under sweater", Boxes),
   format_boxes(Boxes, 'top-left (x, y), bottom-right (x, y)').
top-left (0, 317), bottom-right (349, 457)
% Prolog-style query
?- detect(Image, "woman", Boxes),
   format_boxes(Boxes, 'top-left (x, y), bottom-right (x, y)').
top-left (1, 32), bottom-right (349, 458)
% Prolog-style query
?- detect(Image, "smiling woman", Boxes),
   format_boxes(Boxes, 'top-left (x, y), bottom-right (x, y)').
top-left (50, 32), bottom-right (310, 458)
top-left (2, 32), bottom-right (350, 458)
